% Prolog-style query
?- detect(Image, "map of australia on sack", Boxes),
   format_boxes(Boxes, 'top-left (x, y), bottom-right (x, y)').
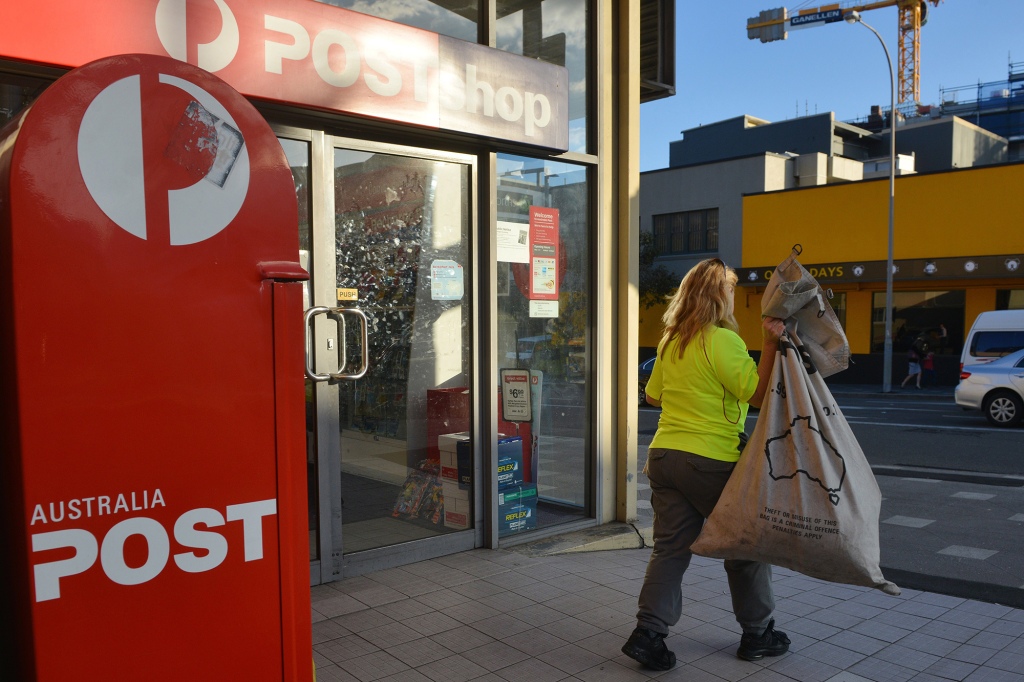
top-left (691, 253), bottom-right (899, 595)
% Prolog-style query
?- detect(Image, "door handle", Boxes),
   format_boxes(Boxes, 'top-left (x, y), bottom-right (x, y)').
top-left (304, 306), bottom-right (370, 382)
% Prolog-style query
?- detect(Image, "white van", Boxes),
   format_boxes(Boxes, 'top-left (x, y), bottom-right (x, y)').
top-left (960, 310), bottom-right (1024, 370)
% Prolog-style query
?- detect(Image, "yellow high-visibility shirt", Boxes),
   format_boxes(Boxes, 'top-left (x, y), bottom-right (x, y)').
top-left (646, 326), bottom-right (759, 462)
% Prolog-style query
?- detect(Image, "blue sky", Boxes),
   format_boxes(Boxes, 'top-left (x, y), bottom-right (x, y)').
top-left (640, 0), bottom-right (1024, 171)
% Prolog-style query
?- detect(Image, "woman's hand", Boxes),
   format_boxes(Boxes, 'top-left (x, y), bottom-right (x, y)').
top-left (762, 316), bottom-right (786, 345)
top-left (749, 316), bottom-right (786, 408)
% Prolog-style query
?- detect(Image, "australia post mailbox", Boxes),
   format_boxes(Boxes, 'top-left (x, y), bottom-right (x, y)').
top-left (0, 55), bottom-right (313, 680)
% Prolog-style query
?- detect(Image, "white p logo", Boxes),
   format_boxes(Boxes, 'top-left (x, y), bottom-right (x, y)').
top-left (155, 0), bottom-right (239, 73)
top-left (77, 74), bottom-right (250, 245)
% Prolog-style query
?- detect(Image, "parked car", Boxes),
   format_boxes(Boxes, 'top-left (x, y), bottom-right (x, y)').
top-left (638, 356), bottom-right (656, 407)
top-left (506, 335), bottom-right (551, 362)
top-left (955, 347), bottom-right (1024, 426)
top-left (960, 310), bottom-right (1024, 371)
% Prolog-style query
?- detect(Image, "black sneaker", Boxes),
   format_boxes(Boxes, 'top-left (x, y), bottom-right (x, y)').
top-left (737, 619), bottom-right (790, 661)
top-left (621, 626), bottom-right (676, 671)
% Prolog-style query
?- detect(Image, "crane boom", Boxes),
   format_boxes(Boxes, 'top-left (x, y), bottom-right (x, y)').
top-left (747, 0), bottom-right (943, 106)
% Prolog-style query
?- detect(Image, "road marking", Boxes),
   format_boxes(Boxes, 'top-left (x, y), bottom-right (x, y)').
top-left (883, 515), bottom-right (935, 528)
top-left (845, 419), bottom-right (1011, 433)
top-left (937, 546), bottom-right (998, 560)
top-left (952, 492), bottom-right (995, 500)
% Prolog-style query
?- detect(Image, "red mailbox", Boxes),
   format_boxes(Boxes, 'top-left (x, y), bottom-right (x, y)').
top-left (0, 55), bottom-right (312, 680)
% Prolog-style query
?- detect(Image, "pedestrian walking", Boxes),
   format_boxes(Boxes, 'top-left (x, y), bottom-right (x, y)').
top-left (901, 347), bottom-right (922, 389)
top-left (922, 351), bottom-right (936, 386)
top-left (621, 258), bottom-right (790, 671)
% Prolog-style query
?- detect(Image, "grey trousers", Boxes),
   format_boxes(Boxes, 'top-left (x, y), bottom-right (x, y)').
top-left (637, 448), bottom-right (775, 636)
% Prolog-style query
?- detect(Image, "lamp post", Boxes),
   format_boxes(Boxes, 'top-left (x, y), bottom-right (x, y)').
top-left (845, 10), bottom-right (896, 393)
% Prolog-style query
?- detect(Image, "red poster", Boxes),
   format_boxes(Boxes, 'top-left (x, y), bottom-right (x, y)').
top-left (528, 206), bottom-right (559, 301)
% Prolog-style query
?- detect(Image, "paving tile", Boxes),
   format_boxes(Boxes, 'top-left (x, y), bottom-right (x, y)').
top-left (765, 652), bottom-right (841, 682)
top-left (824, 631), bottom-right (890, 656)
top-left (314, 663), bottom-right (361, 681)
top-left (965, 630), bottom-right (1016, 650)
top-left (340, 650), bottom-right (411, 682)
top-left (573, 659), bottom-right (655, 682)
top-left (897, 631), bottom-right (963, 658)
top-left (800, 640), bottom-right (869, 669)
top-left (428, 624), bottom-right (496, 654)
top-left (921, 657), bottom-right (979, 681)
top-left (415, 653), bottom-right (490, 682)
top-left (469, 613), bottom-right (533, 641)
top-left (917, 620), bottom-right (984, 644)
top-left (385, 638), bottom-right (456, 668)
top-left (986, 650), bottom-right (1024, 674)
top-left (537, 643), bottom-right (608, 675)
top-left (848, 655), bottom-right (916, 682)
top-left (537, 615), bottom-right (604, 643)
top-left (963, 667), bottom-right (1024, 682)
top-left (493, 657), bottom-right (572, 682)
top-left (313, 619), bottom-right (352, 644)
top-left (315, 634), bottom-right (380, 665)
top-left (874, 643), bottom-right (941, 672)
top-left (460, 641), bottom-right (531, 672)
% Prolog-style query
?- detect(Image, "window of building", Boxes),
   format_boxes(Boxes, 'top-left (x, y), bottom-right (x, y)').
top-left (871, 290), bottom-right (965, 355)
top-left (996, 289), bottom-right (1024, 310)
top-left (496, 153), bottom-right (591, 532)
top-left (497, 0), bottom-right (589, 154)
top-left (653, 208), bottom-right (718, 255)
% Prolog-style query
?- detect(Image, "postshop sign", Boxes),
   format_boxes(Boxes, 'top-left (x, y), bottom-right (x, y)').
top-left (0, 0), bottom-right (569, 150)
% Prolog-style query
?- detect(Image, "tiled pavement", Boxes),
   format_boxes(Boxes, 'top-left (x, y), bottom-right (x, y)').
top-left (311, 547), bottom-right (1024, 682)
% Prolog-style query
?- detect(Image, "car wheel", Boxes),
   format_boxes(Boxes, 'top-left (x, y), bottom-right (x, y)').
top-left (982, 390), bottom-right (1024, 427)
top-left (638, 383), bottom-right (646, 407)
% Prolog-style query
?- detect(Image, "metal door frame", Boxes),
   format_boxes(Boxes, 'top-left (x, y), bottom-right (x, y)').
top-left (292, 127), bottom-right (481, 582)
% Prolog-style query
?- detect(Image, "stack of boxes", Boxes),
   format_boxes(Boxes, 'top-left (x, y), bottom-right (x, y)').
top-left (439, 432), bottom-right (472, 529)
top-left (438, 433), bottom-right (538, 535)
top-left (497, 437), bottom-right (537, 536)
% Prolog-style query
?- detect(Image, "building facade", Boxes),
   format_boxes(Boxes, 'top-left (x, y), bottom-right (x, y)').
top-left (640, 111), bottom-right (1023, 384)
top-left (1, 0), bottom-right (659, 585)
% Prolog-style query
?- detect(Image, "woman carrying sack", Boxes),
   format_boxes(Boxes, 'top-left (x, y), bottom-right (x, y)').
top-left (621, 258), bottom-right (789, 671)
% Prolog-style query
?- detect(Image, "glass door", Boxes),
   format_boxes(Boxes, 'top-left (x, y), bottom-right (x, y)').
top-left (307, 138), bottom-right (477, 576)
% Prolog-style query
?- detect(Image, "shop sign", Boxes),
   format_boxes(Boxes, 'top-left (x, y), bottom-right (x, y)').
top-left (739, 254), bottom-right (1023, 285)
top-left (0, 0), bottom-right (569, 151)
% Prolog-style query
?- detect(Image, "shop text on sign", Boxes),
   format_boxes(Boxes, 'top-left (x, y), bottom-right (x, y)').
top-left (501, 369), bottom-right (532, 422)
top-left (0, 0), bottom-right (569, 150)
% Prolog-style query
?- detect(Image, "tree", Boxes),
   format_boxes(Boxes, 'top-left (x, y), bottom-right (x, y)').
top-left (639, 231), bottom-right (677, 310)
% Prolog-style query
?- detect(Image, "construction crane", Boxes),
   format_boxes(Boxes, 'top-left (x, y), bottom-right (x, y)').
top-left (747, 1), bottom-right (943, 106)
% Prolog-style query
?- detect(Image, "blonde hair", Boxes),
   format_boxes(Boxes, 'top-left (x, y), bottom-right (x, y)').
top-left (659, 258), bottom-right (739, 360)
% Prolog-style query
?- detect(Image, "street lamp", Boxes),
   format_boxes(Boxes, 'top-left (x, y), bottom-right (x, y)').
top-left (845, 10), bottom-right (896, 393)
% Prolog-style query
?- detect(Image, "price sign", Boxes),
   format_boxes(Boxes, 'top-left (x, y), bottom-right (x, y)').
top-left (500, 369), bottom-right (532, 422)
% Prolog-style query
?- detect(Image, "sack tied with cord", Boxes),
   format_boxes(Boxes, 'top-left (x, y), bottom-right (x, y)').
top-left (691, 252), bottom-right (899, 595)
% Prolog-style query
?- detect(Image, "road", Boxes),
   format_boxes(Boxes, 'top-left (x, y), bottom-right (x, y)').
top-left (637, 389), bottom-right (1024, 607)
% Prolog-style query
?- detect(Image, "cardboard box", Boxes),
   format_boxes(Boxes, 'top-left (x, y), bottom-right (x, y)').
top-left (498, 483), bottom-right (537, 536)
top-left (444, 495), bottom-right (472, 530)
top-left (439, 432), bottom-right (472, 489)
top-left (497, 437), bottom-right (524, 490)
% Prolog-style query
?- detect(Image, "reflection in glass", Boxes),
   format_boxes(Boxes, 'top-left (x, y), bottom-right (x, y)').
top-left (334, 148), bottom-right (472, 553)
top-left (872, 290), bottom-right (965, 354)
top-left (496, 152), bottom-right (590, 531)
top-left (0, 73), bottom-right (50, 126)
top-left (497, 0), bottom-right (588, 153)
top-left (315, 0), bottom-right (478, 42)
top-left (277, 137), bottom-right (318, 562)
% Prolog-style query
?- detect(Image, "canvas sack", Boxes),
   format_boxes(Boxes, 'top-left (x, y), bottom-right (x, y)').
top-left (691, 253), bottom-right (897, 595)
top-left (760, 250), bottom-right (849, 378)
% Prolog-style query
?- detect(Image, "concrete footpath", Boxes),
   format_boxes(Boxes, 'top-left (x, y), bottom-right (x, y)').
top-left (313, 384), bottom-right (1024, 681)
top-left (313, 546), bottom-right (1024, 681)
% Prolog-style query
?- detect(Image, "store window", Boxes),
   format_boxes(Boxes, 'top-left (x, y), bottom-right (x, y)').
top-left (996, 289), bottom-right (1024, 310)
top-left (315, 0), bottom-right (478, 42)
top-left (0, 72), bottom-right (50, 126)
top-left (497, 0), bottom-right (589, 154)
top-left (653, 208), bottom-right (718, 255)
top-left (496, 153), bottom-right (590, 534)
top-left (872, 290), bottom-right (965, 355)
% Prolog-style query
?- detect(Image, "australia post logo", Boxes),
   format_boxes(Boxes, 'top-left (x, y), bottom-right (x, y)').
top-left (148, 0), bottom-right (567, 150)
top-left (29, 490), bottom-right (277, 602)
top-left (78, 69), bottom-right (250, 245)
